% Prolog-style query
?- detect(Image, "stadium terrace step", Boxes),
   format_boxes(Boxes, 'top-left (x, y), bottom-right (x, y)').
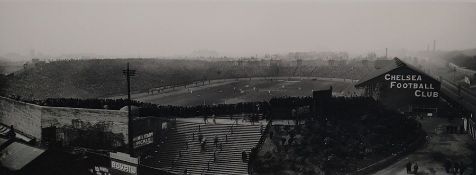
top-left (148, 120), bottom-right (264, 175)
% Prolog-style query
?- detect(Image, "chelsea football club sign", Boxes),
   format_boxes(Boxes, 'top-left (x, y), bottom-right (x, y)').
top-left (384, 74), bottom-right (439, 98)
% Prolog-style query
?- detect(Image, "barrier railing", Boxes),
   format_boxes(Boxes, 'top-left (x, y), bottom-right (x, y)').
top-left (247, 121), bottom-right (272, 174)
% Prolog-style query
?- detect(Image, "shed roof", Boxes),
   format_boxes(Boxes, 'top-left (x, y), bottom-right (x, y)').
top-left (0, 142), bottom-right (45, 171)
top-left (355, 57), bottom-right (439, 87)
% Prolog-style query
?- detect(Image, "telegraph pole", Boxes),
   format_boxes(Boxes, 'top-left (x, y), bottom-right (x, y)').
top-left (123, 62), bottom-right (136, 156)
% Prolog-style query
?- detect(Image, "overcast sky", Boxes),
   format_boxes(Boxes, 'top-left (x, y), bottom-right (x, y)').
top-left (1, 0), bottom-right (476, 58)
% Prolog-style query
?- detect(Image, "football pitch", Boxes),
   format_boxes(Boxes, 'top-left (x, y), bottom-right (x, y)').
top-left (134, 78), bottom-right (355, 106)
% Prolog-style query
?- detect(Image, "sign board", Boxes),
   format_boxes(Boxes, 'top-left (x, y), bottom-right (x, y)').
top-left (111, 160), bottom-right (137, 175)
top-left (384, 73), bottom-right (439, 98)
top-left (92, 166), bottom-right (111, 175)
top-left (85, 150), bottom-right (112, 175)
top-left (133, 132), bottom-right (153, 148)
top-left (109, 152), bottom-right (138, 175)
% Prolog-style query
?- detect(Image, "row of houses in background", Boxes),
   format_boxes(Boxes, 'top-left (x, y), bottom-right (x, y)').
top-left (448, 62), bottom-right (476, 88)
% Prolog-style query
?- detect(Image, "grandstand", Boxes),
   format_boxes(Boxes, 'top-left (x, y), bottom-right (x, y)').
top-left (147, 120), bottom-right (265, 175)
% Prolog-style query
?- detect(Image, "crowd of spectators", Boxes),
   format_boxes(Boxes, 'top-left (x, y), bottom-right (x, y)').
top-left (8, 96), bottom-right (145, 110)
top-left (7, 95), bottom-right (319, 120)
top-left (139, 102), bottom-right (270, 118)
top-left (4, 58), bottom-right (376, 100)
top-left (269, 96), bottom-right (311, 108)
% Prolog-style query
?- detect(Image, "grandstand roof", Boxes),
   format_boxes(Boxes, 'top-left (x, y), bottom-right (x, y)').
top-left (355, 57), bottom-right (439, 87)
top-left (0, 142), bottom-right (45, 171)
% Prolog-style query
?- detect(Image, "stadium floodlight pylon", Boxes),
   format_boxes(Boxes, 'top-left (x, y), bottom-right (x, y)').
top-left (123, 62), bottom-right (136, 157)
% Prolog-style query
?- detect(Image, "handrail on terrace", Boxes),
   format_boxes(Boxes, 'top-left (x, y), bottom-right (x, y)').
top-left (248, 120), bottom-right (272, 174)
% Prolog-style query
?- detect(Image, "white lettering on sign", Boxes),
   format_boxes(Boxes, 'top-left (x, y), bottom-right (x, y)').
top-left (384, 73), bottom-right (438, 98)
top-left (133, 137), bottom-right (153, 148)
top-left (133, 132), bottom-right (154, 148)
top-left (388, 82), bottom-right (434, 90)
top-left (414, 90), bottom-right (439, 98)
top-left (111, 161), bottom-right (137, 174)
top-left (384, 74), bottom-right (422, 81)
top-left (92, 166), bottom-right (110, 175)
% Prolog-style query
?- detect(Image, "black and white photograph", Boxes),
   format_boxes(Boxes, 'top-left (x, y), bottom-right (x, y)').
top-left (1, 0), bottom-right (476, 174)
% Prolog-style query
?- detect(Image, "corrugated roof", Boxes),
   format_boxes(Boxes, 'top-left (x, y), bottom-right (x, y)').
top-left (0, 142), bottom-right (45, 171)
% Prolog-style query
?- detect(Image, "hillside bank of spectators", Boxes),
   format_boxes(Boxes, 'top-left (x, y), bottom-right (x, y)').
top-left (4, 58), bottom-right (375, 100)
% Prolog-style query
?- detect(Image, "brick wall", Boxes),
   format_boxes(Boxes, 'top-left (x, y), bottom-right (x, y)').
top-left (0, 97), bottom-right (42, 139)
top-left (0, 96), bottom-right (128, 144)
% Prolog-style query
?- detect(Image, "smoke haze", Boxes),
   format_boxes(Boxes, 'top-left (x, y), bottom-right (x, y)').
top-left (1, 0), bottom-right (476, 58)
